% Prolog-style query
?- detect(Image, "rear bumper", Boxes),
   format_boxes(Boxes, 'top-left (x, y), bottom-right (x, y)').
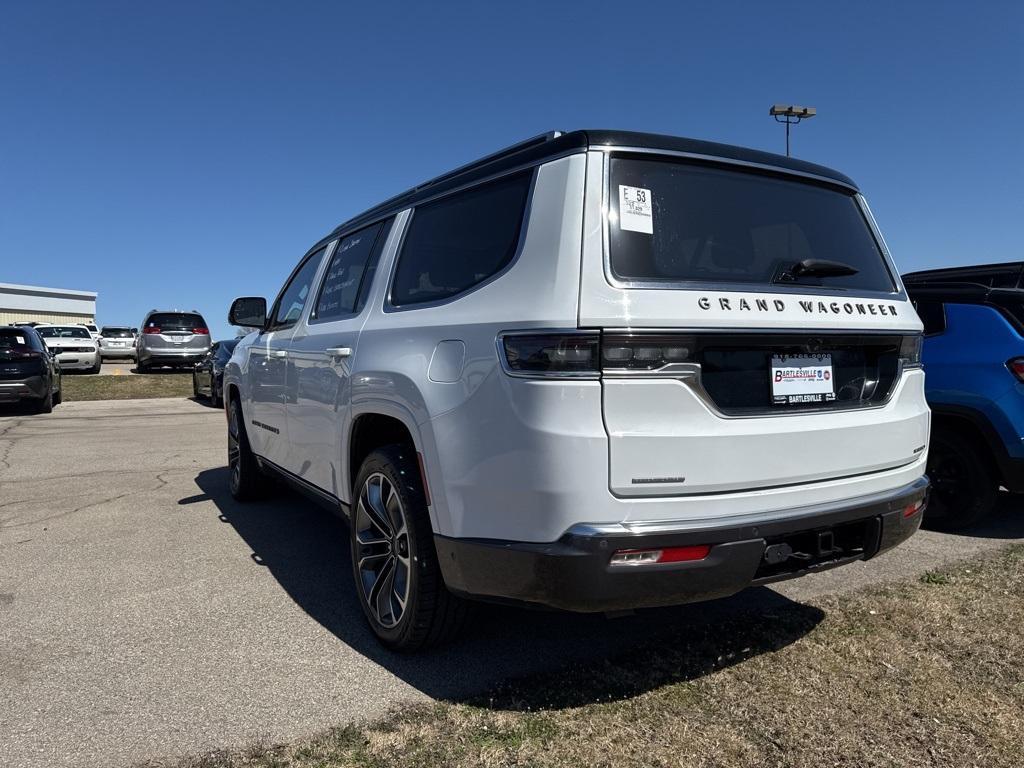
top-left (99, 347), bottom-right (136, 358)
top-left (0, 377), bottom-right (47, 401)
top-left (139, 350), bottom-right (206, 364)
top-left (435, 476), bottom-right (929, 612)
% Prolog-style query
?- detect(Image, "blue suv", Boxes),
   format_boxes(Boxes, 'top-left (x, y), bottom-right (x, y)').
top-left (904, 262), bottom-right (1024, 530)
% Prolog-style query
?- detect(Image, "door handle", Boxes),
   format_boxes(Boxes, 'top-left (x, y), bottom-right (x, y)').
top-left (326, 346), bottom-right (353, 358)
top-left (271, 349), bottom-right (288, 358)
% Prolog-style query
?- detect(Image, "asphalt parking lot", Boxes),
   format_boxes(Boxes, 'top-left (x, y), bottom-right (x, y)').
top-left (2, 398), bottom-right (1023, 768)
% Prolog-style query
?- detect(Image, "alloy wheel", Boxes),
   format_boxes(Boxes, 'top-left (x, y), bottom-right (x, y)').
top-left (355, 472), bottom-right (411, 629)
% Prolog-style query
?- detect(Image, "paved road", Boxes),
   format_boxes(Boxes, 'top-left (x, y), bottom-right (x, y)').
top-left (1, 399), bottom-right (1022, 768)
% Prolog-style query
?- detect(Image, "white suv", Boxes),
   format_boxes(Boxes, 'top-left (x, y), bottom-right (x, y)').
top-left (224, 130), bottom-right (930, 651)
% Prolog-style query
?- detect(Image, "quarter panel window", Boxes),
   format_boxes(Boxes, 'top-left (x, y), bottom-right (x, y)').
top-left (270, 247), bottom-right (326, 329)
top-left (313, 220), bottom-right (390, 321)
top-left (391, 170), bottom-right (532, 307)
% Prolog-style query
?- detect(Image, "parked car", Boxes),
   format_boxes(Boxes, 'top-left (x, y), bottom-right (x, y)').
top-left (904, 262), bottom-right (1024, 530)
top-left (84, 323), bottom-right (101, 340)
top-left (223, 129), bottom-right (930, 651)
top-left (35, 324), bottom-right (101, 373)
top-left (136, 310), bottom-right (211, 371)
top-left (98, 326), bottom-right (137, 360)
top-left (0, 325), bottom-right (62, 412)
top-left (193, 339), bottom-right (239, 407)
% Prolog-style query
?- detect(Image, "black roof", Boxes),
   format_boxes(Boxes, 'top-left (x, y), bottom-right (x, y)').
top-left (903, 262), bottom-right (1024, 290)
top-left (331, 129), bottom-right (858, 236)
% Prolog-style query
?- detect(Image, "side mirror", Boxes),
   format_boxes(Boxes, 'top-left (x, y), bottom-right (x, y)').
top-left (228, 296), bottom-right (267, 328)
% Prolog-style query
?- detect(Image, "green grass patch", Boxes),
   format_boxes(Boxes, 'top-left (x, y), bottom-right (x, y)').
top-left (62, 373), bottom-right (193, 401)
top-left (145, 545), bottom-right (1024, 768)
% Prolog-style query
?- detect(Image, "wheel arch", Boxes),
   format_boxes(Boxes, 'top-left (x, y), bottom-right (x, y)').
top-left (347, 404), bottom-right (446, 534)
top-left (929, 404), bottom-right (1014, 490)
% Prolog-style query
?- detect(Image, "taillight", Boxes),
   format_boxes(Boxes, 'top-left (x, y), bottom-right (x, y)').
top-left (193, 327), bottom-right (209, 335)
top-left (899, 334), bottom-right (923, 368)
top-left (499, 333), bottom-right (600, 377)
top-left (609, 545), bottom-right (711, 566)
top-left (143, 327), bottom-right (161, 334)
top-left (601, 334), bottom-right (696, 371)
top-left (1007, 357), bottom-right (1024, 382)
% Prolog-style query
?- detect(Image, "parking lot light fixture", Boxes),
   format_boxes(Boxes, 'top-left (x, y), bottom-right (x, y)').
top-left (769, 104), bottom-right (817, 157)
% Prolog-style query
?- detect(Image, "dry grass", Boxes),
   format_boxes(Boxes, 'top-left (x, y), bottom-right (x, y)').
top-left (144, 546), bottom-right (1024, 768)
top-left (62, 373), bottom-right (194, 401)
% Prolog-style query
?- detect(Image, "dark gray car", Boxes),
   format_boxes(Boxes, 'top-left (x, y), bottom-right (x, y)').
top-left (136, 311), bottom-right (211, 371)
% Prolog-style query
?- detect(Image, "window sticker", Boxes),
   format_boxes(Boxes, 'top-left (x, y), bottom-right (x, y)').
top-left (618, 185), bottom-right (653, 234)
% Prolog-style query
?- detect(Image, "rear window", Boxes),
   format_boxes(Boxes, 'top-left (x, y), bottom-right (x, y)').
top-left (37, 326), bottom-right (91, 339)
top-left (146, 313), bottom-right (206, 331)
top-left (0, 329), bottom-right (32, 349)
top-left (608, 158), bottom-right (896, 293)
top-left (101, 327), bottom-right (134, 338)
top-left (390, 170), bottom-right (532, 307)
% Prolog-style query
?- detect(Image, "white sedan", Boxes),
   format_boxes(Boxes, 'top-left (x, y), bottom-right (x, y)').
top-left (36, 324), bottom-right (101, 373)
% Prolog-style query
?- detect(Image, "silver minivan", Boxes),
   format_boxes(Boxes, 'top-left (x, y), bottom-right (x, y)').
top-left (136, 310), bottom-right (211, 371)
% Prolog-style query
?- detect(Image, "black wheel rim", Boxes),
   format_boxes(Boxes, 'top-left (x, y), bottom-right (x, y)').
top-left (929, 449), bottom-right (970, 518)
top-left (355, 472), bottom-right (411, 629)
top-left (227, 402), bottom-right (241, 493)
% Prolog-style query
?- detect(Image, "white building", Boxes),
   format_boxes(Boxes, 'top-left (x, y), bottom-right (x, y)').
top-left (0, 282), bottom-right (98, 326)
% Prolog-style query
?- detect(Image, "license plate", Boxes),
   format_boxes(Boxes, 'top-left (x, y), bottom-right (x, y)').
top-left (771, 354), bottom-right (836, 405)
top-left (111, 342), bottom-right (125, 347)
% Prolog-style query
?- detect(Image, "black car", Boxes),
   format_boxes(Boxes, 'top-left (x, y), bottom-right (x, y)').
top-left (0, 325), bottom-right (62, 413)
top-left (192, 339), bottom-right (239, 408)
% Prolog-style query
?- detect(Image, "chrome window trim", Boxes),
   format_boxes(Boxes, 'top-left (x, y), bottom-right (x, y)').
top-left (598, 150), bottom-right (907, 300)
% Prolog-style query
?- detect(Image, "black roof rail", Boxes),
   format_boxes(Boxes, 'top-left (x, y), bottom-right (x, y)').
top-left (903, 261), bottom-right (1024, 289)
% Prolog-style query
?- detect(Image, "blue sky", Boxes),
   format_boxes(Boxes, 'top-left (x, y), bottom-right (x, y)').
top-left (1, 1), bottom-right (1021, 339)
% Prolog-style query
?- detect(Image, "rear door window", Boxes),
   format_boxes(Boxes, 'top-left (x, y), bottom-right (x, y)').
top-left (312, 221), bottom-right (390, 322)
top-left (608, 157), bottom-right (896, 293)
top-left (390, 170), bottom-right (532, 307)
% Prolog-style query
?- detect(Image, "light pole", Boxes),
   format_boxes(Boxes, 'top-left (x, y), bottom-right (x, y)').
top-left (769, 104), bottom-right (816, 157)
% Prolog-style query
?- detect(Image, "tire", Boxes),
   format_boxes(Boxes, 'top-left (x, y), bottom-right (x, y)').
top-left (212, 377), bottom-right (223, 409)
top-left (90, 357), bottom-right (102, 374)
top-left (193, 374), bottom-right (201, 399)
top-left (351, 445), bottom-right (467, 651)
top-left (136, 359), bottom-right (149, 373)
top-left (924, 428), bottom-right (998, 531)
top-left (33, 392), bottom-right (53, 414)
top-left (52, 381), bottom-right (62, 406)
top-left (227, 396), bottom-right (266, 501)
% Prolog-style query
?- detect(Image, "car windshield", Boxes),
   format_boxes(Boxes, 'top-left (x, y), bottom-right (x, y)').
top-left (37, 326), bottom-right (91, 339)
top-left (0, 330), bottom-right (31, 349)
top-left (608, 157), bottom-right (897, 293)
top-left (101, 327), bottom-right (134, 338)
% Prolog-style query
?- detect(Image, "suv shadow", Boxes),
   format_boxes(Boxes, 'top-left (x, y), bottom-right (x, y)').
top-left (187, 467), bottom-right (823, 708)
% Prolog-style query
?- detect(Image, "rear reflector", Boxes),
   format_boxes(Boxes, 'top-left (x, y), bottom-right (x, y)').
top-left (903, 499), bottom-right (925, 518)
top-left (143, 327), bottom-right (161, 334)
top-left (609, 544), bottom-right (711, 566)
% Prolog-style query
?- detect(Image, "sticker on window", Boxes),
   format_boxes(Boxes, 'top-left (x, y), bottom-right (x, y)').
top-left (618, 185), bottom-right (653, 234)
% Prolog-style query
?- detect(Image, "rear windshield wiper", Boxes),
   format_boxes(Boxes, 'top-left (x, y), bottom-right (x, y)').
top-left (775, 258), bottom-right (859, 283)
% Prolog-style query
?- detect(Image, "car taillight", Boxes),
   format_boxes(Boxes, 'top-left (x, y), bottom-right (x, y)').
top-left (1007, 358), bottom-right (1024, 382)
top-left (609, 545), bottom-right (711, 566)
top-left (499, 333), bottom-right (600, 377)
top-left (193, 327), bottom-right (209, 335)
top-left (143, 327), bottom-right (161, 334)
top-left (899, 334), bottom-right (923, 368)
top-left (601, 334), bottom-right (696, 371)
